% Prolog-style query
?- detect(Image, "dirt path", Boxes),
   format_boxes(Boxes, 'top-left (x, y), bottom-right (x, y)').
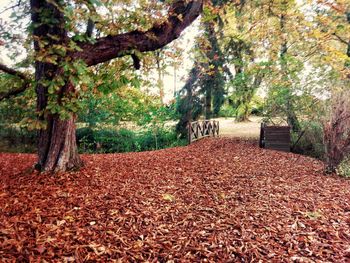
top-left (214, 116), bottom-right (262, 139)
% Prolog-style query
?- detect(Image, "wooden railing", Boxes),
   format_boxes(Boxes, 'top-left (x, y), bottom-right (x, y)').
top-left (188, 120), bottom-right (219, 144)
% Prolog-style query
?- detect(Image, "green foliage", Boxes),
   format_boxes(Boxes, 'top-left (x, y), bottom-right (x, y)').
top-left (224, 94), bottom-right (264, 120)
top-left (0, 84), bottom-right (39, 130)
top-left (95, 128), bottom-right (136, 153)
top-left (76, 127), bottom-right (185, 153)
top-left (337, 157), bottom-right (350, 178)
top-left (0, 97), bottom-right (33, 125)
top-left (137, 104), bottom-right (177, 127)
top-left (136, 128), bottom-right (186, 151)
top-left (78, 86), bottom-right (151, 128)
top-left (0, 125), bottom-right (36, 153)
top-left (218, 103), bottom-right (236, 117)
top-left (291, 121), bottom-right (325, 159)
top-left (250, 95), bottom-right (264, 116)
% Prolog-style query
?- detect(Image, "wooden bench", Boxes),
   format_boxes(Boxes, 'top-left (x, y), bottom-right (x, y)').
top-left (259, 123), bottom-right (291, 152)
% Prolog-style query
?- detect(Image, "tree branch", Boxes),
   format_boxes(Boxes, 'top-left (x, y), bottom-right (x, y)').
top-left (75, 0), bottom-right (203, 66)
top-left (0, 0), bottom-right (22, 15)
top-left (85, 18), bottom-right (94, 38)
top-left (0, 63), bottom-right (28, 80)
top-left (0, 63), bottom-right (30, 101)
top-left (0, 82), bottom-right (30, 101)
top-left (333, 33), bottom-right (349, 45)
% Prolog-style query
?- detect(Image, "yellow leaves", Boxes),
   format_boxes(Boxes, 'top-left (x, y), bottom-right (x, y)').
top-left (20, 117), bottom-right (47, 130)
top-left (162, 193), bottom-right (175, 202)
top-left (218, 192), bottom-right (226, 200)
top-left (64, 215), bottom-right (75, 222)
top-left (88, 243), bottom-right (107, 256)
top-left (109, 209), bottom-right (119, 216)
top-left (133, 239), bottom-right (144, 248)
top-left (304, 210), bottom-right (323, 220)
top-left (56, 219), bottom-right (66, 226)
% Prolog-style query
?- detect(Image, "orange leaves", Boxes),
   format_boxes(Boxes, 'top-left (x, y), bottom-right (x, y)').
top-left (1, 139), bottom-right (350, 261)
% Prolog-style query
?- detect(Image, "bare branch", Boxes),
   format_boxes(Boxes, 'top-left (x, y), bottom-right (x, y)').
top-left (75, 0), bottom-right (203, 66)
top-left (332, 32), bottom-right (349, 45)
top-left (0, 0), bottom-right (22, 15)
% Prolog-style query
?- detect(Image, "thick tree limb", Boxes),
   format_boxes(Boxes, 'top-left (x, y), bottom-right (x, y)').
top-left (75, 0), bottom-right (203, 66)
top-left (0, 63), bottom-right (28, 80)
top-left (0, 82), bottom-right (30, 101)
top-left (0, 63), bottom-right (30, 101)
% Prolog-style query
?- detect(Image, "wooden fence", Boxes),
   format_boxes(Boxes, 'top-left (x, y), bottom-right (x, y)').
top-left (259, 123), bottom-right (291, 152)
top-left (188, 120), bottom-right (219, 144)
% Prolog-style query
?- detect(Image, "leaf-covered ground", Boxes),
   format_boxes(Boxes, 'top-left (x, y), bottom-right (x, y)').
top-left (1, 138), bottom-right (350, 262)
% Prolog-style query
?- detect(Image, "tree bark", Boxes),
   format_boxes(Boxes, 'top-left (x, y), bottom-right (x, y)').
top-left (75, 0), bottom-right (203, 66)
top-left (205, 89), bottom-right (212, 120)
top-left (37, 113), bottom-right (82, 172)
top-left (279, 3), bottom-right (300, 132)
top-left (156, 51), bottom-right (165, 104)
top-left (31, 0), bottom-right (83, 172)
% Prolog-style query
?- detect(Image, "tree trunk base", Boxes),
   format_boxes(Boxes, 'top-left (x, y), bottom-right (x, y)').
top-left (37, 114), bottom-right (83, 173)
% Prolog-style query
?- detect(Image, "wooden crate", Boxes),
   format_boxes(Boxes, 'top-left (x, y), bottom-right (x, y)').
top-left (260, 124), bottom-right (291, 152)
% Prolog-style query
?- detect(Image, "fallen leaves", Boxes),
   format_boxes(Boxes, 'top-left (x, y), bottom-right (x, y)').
top-left (162, 193), bottom-right (176, 202)
top-left (0, 138), bottom-right (350, 261)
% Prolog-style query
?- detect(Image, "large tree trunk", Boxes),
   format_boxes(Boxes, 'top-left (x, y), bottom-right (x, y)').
top-left (35, 63), bottom-right (83, 172)
top-left (31, 0), bottom-right (82, 172)
top-left (37, 113), bottom-right (82, 172)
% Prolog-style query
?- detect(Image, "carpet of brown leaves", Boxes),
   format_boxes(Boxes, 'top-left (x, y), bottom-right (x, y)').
top-left (1, 138), bottom-right (350, 262)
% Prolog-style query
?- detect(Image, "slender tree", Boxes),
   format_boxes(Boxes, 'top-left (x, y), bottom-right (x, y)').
top-left (175, 62), bottom-right (202, 138)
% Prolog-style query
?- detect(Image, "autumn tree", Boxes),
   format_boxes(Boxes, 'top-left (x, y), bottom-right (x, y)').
top-left (175, 0), bottom-right (233, 133)
top-left (0, 0), bottom-right (203, 172)
top-left (175, 62), bottom-right (203, 137)
top-left (314, 1), bottom-right (350, 172)
top-left (221, 1), bottom-right (268, 122)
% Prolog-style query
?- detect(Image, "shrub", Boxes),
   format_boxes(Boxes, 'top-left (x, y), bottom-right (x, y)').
top-left (291, 120), bottom-right (324, 159)
top-left (219, 104), bottom-right (236, 118)
top-left (76, 127), bottom-right (185, 153)
top-left (96, 128), bottom-right (136, 153)
top-left (136, 128), bottom-right (186, 151)
top-left (0, 125), bottom-right (37, 153)
top-left (337, 156), bottom-right (350, 178)
top-left (324, 89), bottom-right (350, 173)
top-left (76, 127), bottom-right (95, 152)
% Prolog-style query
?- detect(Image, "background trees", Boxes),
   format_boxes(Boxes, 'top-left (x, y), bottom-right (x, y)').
top-left (1, 0), bottom-right (350, 175)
